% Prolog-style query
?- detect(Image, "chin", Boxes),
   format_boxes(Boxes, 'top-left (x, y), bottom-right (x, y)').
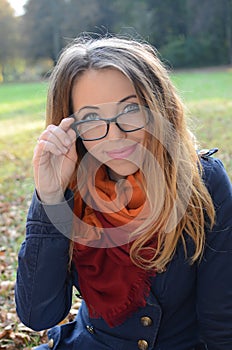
top-left (106, 160), bottom-right (139, 179)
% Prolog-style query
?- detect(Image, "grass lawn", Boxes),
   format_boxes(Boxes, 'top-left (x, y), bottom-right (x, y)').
top-left (0, 82), bottom-right (48, 349)
top-left (172, 69), bottom-right (232, 173)
top-left (0, 82), bottom-right (47, 201)
top-left (0, 69), bottom-right (231, 348)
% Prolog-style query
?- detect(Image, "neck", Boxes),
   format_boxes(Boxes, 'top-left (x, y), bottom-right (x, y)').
top-left (107, 167), bottom-right (125, 182)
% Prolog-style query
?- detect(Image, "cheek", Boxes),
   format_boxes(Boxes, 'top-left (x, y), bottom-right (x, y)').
top-left (82, 140), bottom-right (101, 150)
top-left (129, 130), bottom-right (145, 144)
top-left (82, 130), bottom-right (145, 162)
top-left (82, 140), bottom-right (104, 159)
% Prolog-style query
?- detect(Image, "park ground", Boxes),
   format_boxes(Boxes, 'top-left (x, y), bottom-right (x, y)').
top-left (0, 68), bottom-right (231, 349)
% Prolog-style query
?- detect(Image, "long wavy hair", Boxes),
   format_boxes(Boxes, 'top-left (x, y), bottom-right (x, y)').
top-left (46, 35), bottom-right (215, 272)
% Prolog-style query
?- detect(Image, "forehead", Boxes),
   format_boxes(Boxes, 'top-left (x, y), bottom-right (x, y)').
top-left (71, 68), bottom-right (137, 110)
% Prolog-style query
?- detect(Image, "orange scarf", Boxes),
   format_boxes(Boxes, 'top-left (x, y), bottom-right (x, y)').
top-left (72, 163), bottom-right (156, 327)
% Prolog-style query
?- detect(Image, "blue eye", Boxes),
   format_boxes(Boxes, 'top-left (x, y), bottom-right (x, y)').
top-left (83, 112), bottom-right (100, 121)
top-left (123, 103), bottom-right (140, 114)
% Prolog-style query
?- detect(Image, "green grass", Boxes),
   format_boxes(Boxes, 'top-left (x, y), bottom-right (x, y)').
top-left (0, 82), bottom-right (48, 348)
top-left (172, 70), bottom-right (232, 175)
top-left (0, 82), bottom-right (47, 201)
top-left (172, 70), bottom-right (232, 101)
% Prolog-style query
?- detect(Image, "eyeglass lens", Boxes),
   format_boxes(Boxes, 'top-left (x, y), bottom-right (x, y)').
top-left (71, 103), bottom-right (149, 141)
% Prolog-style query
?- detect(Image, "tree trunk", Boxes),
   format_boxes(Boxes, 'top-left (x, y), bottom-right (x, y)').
top-left (50, 0), bottom-right (61, 65)
top-left (0, 63), bottom-right (5, 83)
top-left (226, 0), bottom-right (232, 64)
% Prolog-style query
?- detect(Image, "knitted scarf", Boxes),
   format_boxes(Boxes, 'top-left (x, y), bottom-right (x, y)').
top-left (72, 164), bottom-right (156, 327)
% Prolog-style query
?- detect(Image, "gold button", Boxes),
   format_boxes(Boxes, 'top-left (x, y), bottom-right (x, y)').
top-left (138, 339), bottom-right (149, 350)
top-left (86, 325), bottom-right (95, 334)
top-left (48, 338), bottom-right (54, 348)
top-left (140, 316), bottom-right (153, 327)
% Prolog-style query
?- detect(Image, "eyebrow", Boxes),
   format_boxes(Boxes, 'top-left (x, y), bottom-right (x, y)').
top-left (118, 94), bottom-right (137, 103)
top-left (77, 95), bottom-right (137, 113)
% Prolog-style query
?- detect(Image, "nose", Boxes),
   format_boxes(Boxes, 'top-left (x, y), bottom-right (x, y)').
top-left (106, 121), bottom-right (125, 140)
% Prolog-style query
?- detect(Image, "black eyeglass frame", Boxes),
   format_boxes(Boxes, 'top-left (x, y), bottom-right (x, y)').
top-left (70, 109), bottom-right (150, 141)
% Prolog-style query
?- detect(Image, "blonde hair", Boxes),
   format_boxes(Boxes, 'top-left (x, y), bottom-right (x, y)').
top-left (46, 35), bottom-right (215, 271)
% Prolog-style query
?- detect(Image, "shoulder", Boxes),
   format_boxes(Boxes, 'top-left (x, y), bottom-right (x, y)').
top-left (198, 150), bottom-right (232, 231)
top-left (199, 153), bottom-right (232, 208)
top-left (197, 152), bottom-right (232, 259)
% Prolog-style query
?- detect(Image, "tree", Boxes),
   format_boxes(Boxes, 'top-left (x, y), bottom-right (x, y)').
top-left (150, 0), bottom-right (232, 67)
top-left (22, 0), bottom-right (66, 63)
top-left (225, 0), bottom-right (232, 64)
top-left (61, 0), bottom-right (103, 40)
top-left (110, 0), bottom-right (151, 38)
top-left (0, 0), bottom-right (17, 81)
top-left (186, 0), bottom-right (231, 65)
top-left (14, 0), bottom-right (232, 69)
top-left (145, 0), bottom-right (188, 47)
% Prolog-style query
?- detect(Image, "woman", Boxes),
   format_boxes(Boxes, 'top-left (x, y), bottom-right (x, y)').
top-left (15, 36), bottom-right (232, 350)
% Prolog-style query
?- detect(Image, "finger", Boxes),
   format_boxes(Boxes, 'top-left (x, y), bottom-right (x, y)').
top-left (66, 126), bottom-right (77, 144)
top-left (48, 120), bottom-right (77, 148)
top-left (33, 143), bottom-right (49, 169)
top-left (60, 117), bottom-right (77, 143)
top-left (64, 141), bottom-right (78, 164)
top-left (39, 127), bottom-right (69, 153)
top-left (46, 124), bottom-right (72, 148)
top-left (36, 139), bottom-right (67, 158)
top-left (59, 117), bottom-right (76, 132)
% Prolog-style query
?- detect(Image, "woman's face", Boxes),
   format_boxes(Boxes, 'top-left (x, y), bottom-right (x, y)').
top-left (71, 69), bottom-right (146, 180)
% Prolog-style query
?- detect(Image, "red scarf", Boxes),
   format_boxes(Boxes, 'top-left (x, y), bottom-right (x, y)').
top-left (72, 164), bottom-right (156, 327)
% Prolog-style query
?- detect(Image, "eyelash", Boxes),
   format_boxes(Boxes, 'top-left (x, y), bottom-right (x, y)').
top-left (122, 103), bottom-right (139, 113)
top-left (82, 103), bottom-right (139, 121)
top-left (83, 112), bottom-right (100, 121)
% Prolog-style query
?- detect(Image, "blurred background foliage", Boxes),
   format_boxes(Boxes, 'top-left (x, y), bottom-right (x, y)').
top-left (0, 0), bottom-right (232, 82)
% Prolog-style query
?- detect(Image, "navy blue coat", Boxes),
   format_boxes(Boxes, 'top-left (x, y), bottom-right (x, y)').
top-left (15, 157), bottom-right (232, 350)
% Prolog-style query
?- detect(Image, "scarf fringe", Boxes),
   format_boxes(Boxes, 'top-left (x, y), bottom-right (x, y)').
top-left (87, 269), bottom-right (153, 327)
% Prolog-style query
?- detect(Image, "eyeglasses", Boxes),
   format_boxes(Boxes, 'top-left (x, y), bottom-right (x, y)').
top-left (70, 102), bottom-right (150, 141)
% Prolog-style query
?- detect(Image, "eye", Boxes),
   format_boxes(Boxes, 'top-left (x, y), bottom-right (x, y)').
top-left (122, 103), bottom-right (140, 114)
top-left (82, 112), bottom-right (100, 121)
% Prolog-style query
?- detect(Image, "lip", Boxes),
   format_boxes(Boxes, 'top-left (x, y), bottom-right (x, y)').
top-left (106, 144), bottom-right (138, 159)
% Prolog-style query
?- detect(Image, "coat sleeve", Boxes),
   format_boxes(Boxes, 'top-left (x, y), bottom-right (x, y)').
top-left (15, 190), bottom-right (76, 331)
top-left (197, 158), bottom-right (232, 349)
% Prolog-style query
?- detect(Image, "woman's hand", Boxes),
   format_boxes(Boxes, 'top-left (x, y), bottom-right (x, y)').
top-left (33, 117), bottom-right (77, 204)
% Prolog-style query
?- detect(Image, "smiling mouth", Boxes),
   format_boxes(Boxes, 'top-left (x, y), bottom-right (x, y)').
top-left (106, 144), bottom-right (138, 159)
